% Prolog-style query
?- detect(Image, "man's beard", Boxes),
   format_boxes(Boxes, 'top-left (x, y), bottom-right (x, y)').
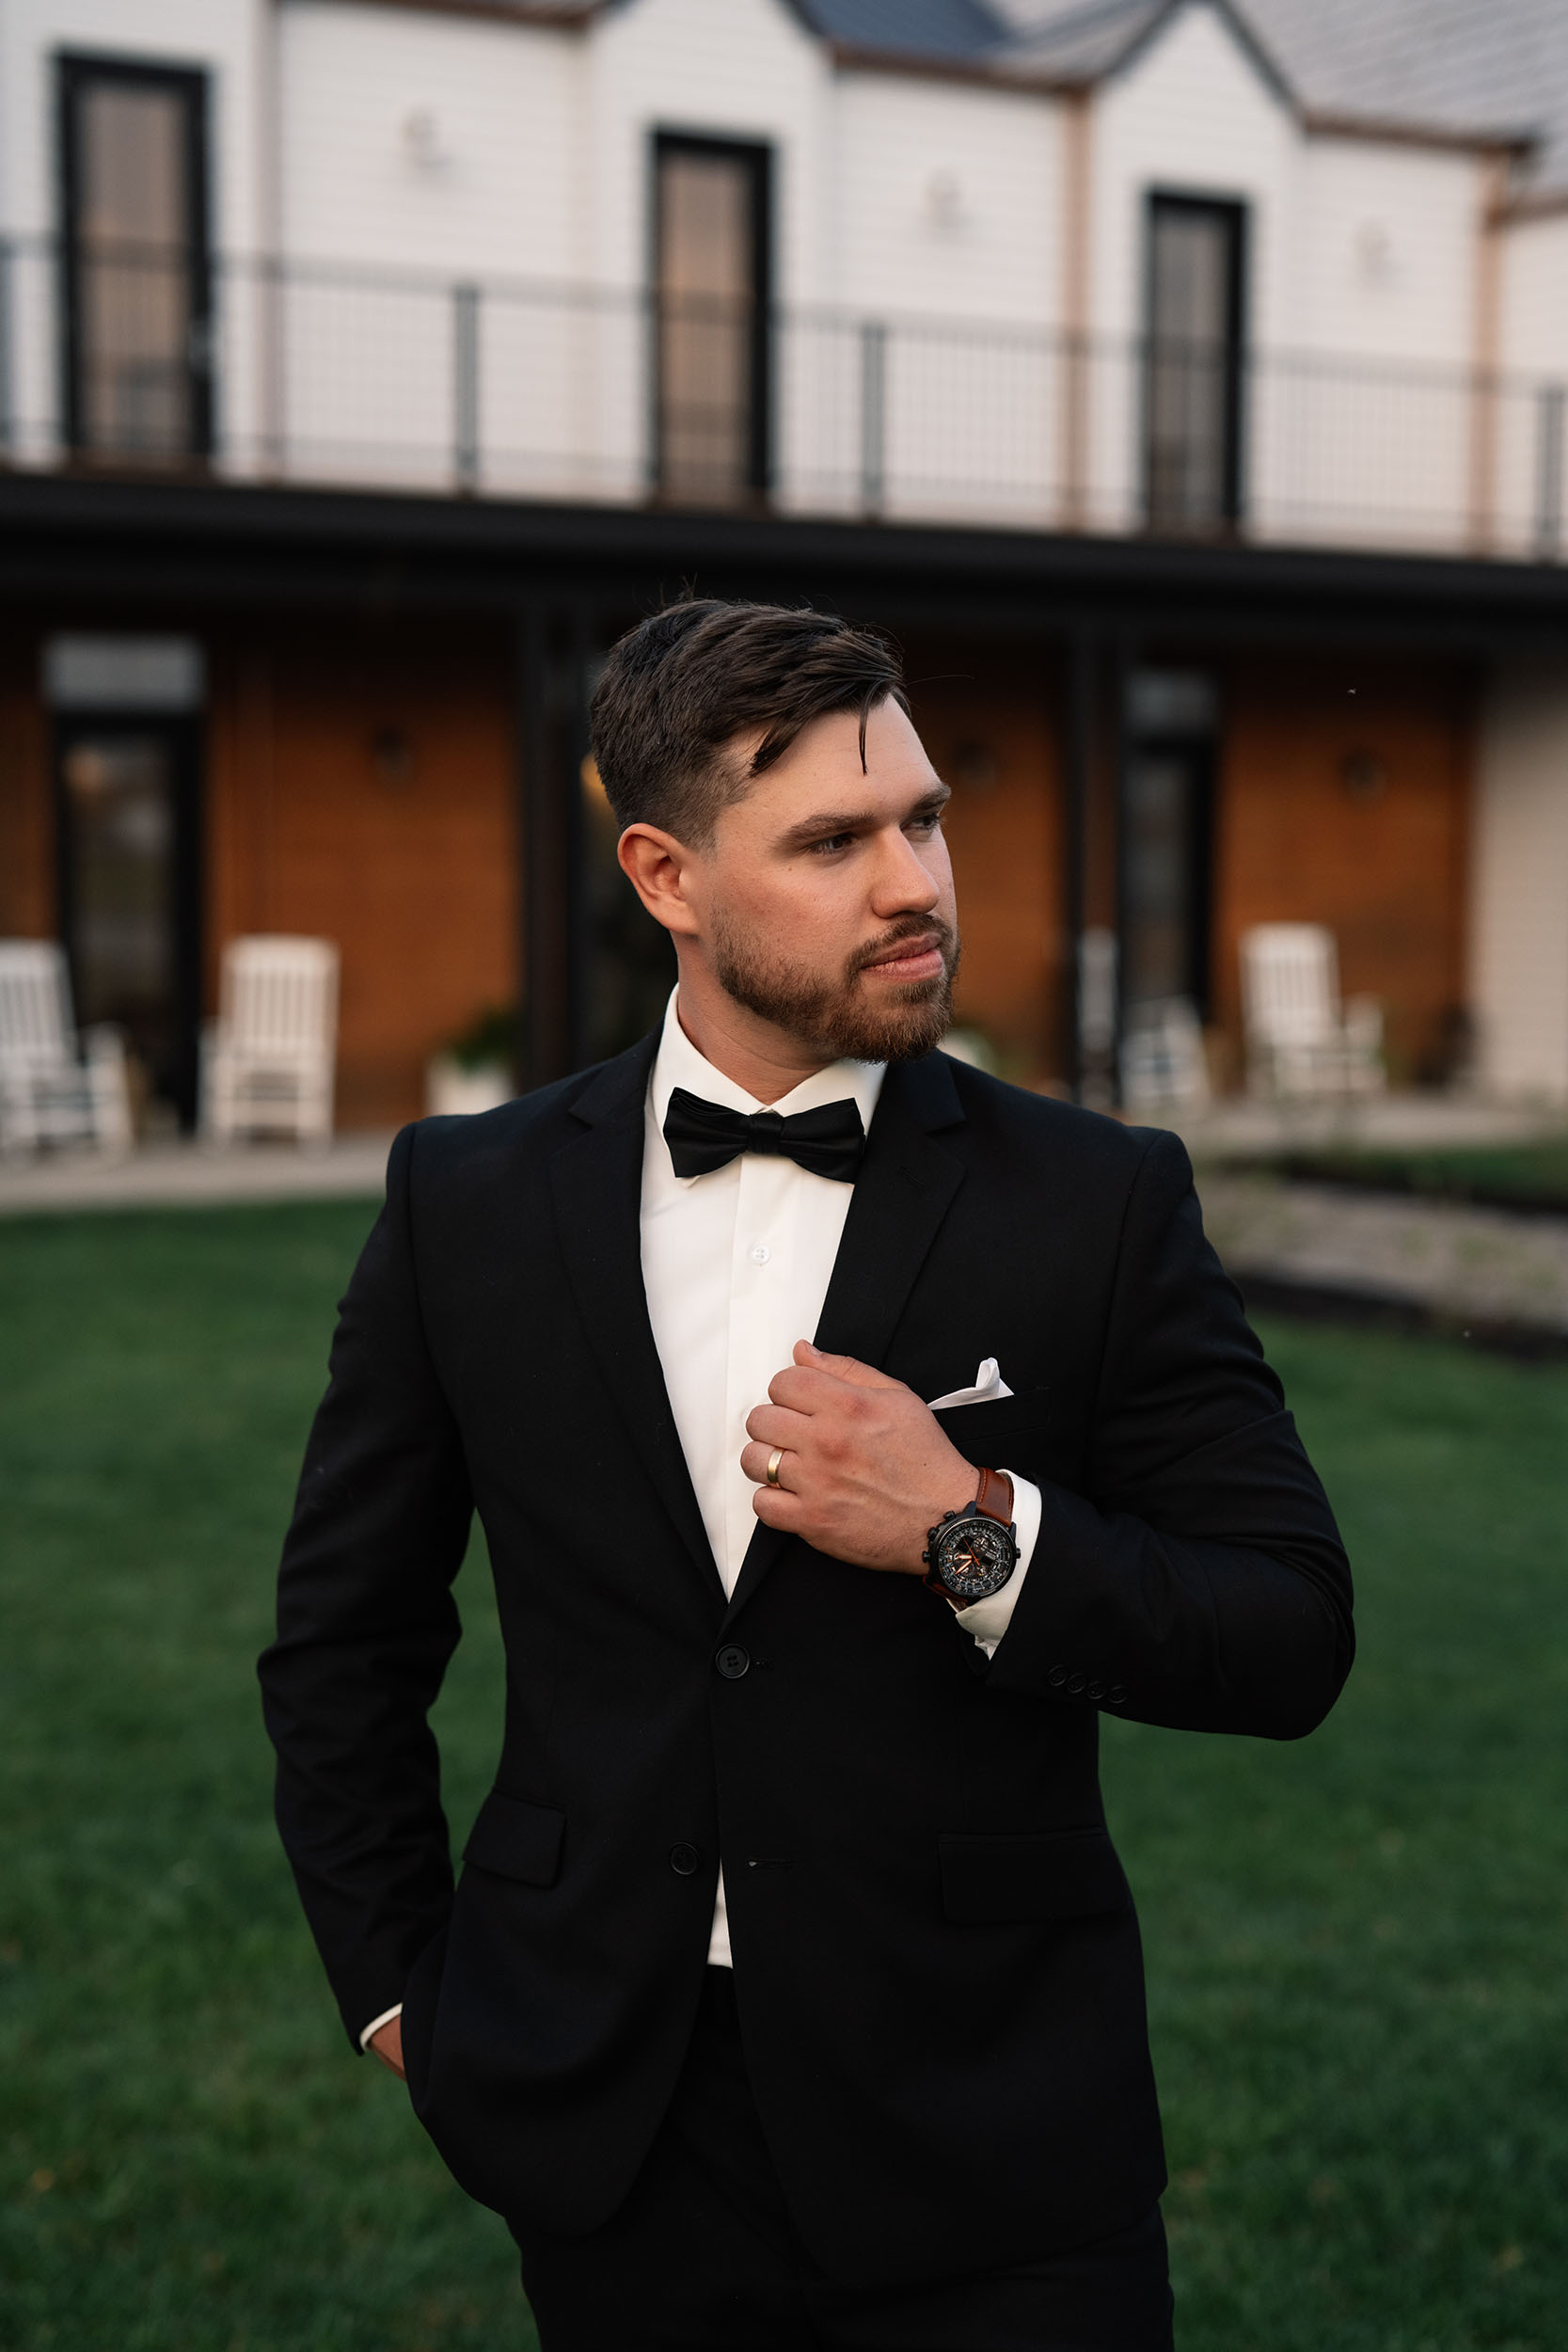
top-left (710, 910), bottom-right (960, 1064)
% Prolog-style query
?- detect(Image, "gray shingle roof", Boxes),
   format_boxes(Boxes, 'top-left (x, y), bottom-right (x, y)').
top-left (989, 0), bottom-right (1568, 188)
top-left (797, 0), bottom-right (1010, 57)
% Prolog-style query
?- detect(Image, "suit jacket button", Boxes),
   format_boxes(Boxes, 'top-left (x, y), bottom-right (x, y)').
top-left (1047, 1664), bottom-right (1068, 1689)
top-left (668, 1843), bottom-right (703, 1877)
top-left (1086, 1678), bottom-right (1106, 1701)
top-left (1067, 1672), bottom-right (1086, 1694)
top-left (715, 1645), bottom-right (751, 1680)
top-left (1107, 1684), bottom-right (1128, 1706)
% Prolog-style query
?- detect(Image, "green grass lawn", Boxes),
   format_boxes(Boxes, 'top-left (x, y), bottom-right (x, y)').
top-left (1251, 1134), bottom-right (1568, 1214)
top-left (2, 1201), bottom-right (1566, 2351)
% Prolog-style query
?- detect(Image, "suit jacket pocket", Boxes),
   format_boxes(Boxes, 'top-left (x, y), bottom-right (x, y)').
top-left (462, 1789), bottom-right (565, 1887)
top-left (939, 1827), bottom-right (1131, 1925)
top-left (929, 1387), bottom-right (1050, 1463)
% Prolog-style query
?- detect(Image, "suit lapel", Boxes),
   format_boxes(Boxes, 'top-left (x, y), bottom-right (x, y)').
top-left (548, 1036), bottom-right (727, 1609)
top-left (720, 1053), bottom-right (968, 1631)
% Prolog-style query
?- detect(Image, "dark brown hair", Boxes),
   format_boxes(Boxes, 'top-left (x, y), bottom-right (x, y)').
top-left (589, 598), bottom-right (910, 845)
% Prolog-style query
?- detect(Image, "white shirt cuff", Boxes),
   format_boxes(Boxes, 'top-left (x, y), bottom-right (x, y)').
top-left (955, 1470), bottom-right (1040, 1659)
top-left (359, 2001), bottom-right (404, 2052)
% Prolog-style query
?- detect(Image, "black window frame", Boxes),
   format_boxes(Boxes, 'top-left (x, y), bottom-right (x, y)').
top-left (650, 129), bottom-right (773, 506)
top-left (57, 49), bottom-right (214, 465)
top-left (1140, 189), bottom-right (1248, 534)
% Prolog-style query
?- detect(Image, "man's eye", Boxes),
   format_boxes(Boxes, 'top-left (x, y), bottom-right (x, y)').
top-left (908, 812), bottom-right (942, 836)
top-left (808, 833), bottom-right (855, 855)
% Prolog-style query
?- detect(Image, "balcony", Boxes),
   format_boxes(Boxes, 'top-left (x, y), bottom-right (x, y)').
top-left (2, 233), bottom-right (1564, 563)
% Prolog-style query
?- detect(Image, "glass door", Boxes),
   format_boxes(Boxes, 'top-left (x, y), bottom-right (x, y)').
top-left (1143, 195), bottom-right (1245, 532)
top-left (654, 135), bottom-right (769, 506)
top-left (55, 717), bottom-right (201, 1128)
top-left (60, 56), bottom-right (212, 461)
top-left (1120, 741), bottom-right (1214, 1019)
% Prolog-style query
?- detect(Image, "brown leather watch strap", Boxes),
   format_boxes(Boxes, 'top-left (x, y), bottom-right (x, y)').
top-left (974, 1465), bottom-right (1015, 1527)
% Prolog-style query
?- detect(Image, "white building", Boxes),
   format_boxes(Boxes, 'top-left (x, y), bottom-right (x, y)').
top-left (1, 0), bottom-right (1566, 1119)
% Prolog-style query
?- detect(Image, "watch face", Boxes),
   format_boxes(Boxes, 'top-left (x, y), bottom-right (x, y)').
top-left (933, 1510), bottom-right (1017, 1602)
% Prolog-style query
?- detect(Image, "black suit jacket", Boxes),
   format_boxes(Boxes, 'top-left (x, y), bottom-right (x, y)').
top-left (259, 1038), bottom-right (1352, 2286)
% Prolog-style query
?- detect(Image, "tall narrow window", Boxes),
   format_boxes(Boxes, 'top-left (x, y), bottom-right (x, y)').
top-left (1143, 196), bottom-right (1244, 532)
top-left (60, 56), bottom-right (212, 462)
top-left (655, 136), bottom-right (769, 506)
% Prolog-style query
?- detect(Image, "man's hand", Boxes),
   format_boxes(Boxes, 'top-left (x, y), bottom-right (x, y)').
top-left (740, 1342), bottom-right (977, 1572)
top-left (369, 2014), bottom-right (406, 2080)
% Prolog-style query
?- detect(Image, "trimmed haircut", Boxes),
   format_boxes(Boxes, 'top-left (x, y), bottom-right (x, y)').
top-left (589, 598), bottom-right (910, 846)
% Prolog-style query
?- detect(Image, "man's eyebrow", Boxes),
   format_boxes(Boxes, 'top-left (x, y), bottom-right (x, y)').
top-left (775, 783), bottom-right (949, 852)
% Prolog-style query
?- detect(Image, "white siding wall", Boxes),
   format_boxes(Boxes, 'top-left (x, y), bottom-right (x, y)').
top-left (1499, 211), bottom-right (1568, 379)
top-left (1497, 213), bottom-right (1568, 559)
top-left (278, 4), bottom-right (580, 275)
top-left (1285, 137), bottom-right (1487, 550)
top-left (0, 0), bottom-right (266, 460)
top-left (1087, 0), bottom-right (1298, 532)
top-left (1470, 663), bottom-right (1568, 1102)
top-left (1296, 139), bottom-right (1481, 367)
top-left (277, 2), bottom-right (582, 492)
top-left (830, 72), bottom-right (1064, 523)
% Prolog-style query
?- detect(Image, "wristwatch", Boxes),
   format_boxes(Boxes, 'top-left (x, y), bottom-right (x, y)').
top-left (922, 1468), bottom-right (1019, 1610)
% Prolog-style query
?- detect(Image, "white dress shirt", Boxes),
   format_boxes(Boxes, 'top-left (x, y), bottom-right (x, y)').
top-left (359, 990), bottom-right (1041, 2044)
top-left (641, 990), bottom-right (1040, 1968)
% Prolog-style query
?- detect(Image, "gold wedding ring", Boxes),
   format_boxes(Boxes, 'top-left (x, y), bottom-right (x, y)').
top-left (766, 1449), bottom-right (785, 1488)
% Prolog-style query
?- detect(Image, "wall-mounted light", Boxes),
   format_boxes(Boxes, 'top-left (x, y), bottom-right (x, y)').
top-left (925, 170), bottom-right (965, 231)
top-left (402, 108), bottom-right (452, 174)
top-left (949, 739), bottom-right (999, 792)
top-left (1354, 222), bottom-right (1395, 285)
top-left (370, 725), bottom-right (417, 789)
top-left (1340, 746), bottom-right (1387, 802)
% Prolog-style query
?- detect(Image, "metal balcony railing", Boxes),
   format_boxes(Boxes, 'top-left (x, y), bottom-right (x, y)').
top-left (0, 233), bottom-right (1563, 561)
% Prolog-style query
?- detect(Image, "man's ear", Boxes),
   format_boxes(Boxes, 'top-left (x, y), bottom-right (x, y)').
top-left (617, 823), bottom-right (702, 939)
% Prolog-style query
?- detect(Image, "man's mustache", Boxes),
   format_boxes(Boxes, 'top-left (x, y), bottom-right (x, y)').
top-left (850, 915), bottom-right (958, 977)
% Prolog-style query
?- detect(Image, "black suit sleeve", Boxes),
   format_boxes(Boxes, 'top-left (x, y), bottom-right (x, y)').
top-left (987, 1130), bottom-right (1354, 1737)
top-left (258, 1123), bottom-right (473, 2046)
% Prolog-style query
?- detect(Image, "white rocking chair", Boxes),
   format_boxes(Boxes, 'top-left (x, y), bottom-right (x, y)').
top-left (1240, 924), bottom-right (1384, 1099)
top-left (0, 940), bottom-right (134, 1157)
top-left (201, 935), bottom-right (340, 1149)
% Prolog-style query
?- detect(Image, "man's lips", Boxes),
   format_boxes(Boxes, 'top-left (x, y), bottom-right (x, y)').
top-left (860, 934), bottom-right (946, 982)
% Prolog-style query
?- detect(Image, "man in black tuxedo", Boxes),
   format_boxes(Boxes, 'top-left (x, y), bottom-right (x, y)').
top-left (261, 600), bottom-right (1353, 2350)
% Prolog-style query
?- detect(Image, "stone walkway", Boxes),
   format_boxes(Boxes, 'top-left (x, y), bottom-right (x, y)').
top-left (0, 1134), bottom-right (394, 1216)
top-left (1196, 1170), bottom-right (1568, 1339)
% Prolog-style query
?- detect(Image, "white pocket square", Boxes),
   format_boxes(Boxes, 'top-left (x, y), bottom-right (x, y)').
top-left (927, 1358), bottom-right (1015, 1410)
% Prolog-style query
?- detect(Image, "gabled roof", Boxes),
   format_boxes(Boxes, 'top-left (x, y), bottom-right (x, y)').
top-left (394, 0), bottom-right (1568, 196)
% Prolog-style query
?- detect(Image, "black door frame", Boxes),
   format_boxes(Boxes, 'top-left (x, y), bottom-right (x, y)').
top-left (1141, 190), bottom-right (1248, 533)
top-left (650, 130), bottom-right (773, 504)
top-left (57, 49), bottom-right (214, 463)
top-left (53, 707), bottom-right (204, 1129)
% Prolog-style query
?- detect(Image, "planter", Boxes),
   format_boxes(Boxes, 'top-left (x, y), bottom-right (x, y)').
top-left (425, 1054), bottom-right (515, 1118)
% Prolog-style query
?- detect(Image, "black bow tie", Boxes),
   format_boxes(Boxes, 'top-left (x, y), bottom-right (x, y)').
top-left (663, 1086), bottom-right (866, 1183)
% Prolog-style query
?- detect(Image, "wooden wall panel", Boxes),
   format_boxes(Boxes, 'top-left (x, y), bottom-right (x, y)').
top-left (207, 617), bottom-right (516, 1129)
top-left (1212, 659), bottom-right (1474, 1083)
top-left (907, 659), bottom-right (1064, 1086)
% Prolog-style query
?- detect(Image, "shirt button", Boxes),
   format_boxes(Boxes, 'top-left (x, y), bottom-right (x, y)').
top-left (749, 1243), bottom-right (770, 1265)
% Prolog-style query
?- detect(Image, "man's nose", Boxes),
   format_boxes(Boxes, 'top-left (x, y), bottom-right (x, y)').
top-left (870, 827), bottom-right (942, 914)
